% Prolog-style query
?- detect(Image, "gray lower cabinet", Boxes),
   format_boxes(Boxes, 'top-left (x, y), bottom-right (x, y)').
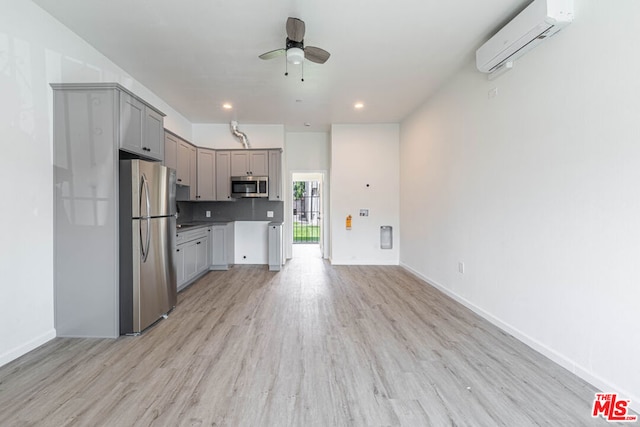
top-left (51, 82), bottom-right (165, 338)
top-left (210, 224), bottom-right (234, 270)
top-left (268, 223), bottom-right (283, 271)
top-left (176, 227), bottom-right (210, 291)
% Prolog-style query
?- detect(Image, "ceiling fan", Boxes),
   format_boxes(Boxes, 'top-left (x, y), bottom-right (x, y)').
top-left (259, 17), bottom-right (330, 66)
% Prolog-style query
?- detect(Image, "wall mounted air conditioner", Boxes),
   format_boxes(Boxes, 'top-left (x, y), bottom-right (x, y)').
top-left (476, 0), bottom-right (574, 74)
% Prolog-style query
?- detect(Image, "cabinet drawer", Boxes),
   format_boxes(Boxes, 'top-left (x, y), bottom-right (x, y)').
top-left (176, 227), bottom-right (208, 245)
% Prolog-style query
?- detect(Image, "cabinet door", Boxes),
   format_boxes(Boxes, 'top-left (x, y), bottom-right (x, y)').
top-left (175, 244), bottom-right (186, 289)
top-left (215, 151), bottom-right (232, 200)
top-left (183, 240), bottom-right (198, 282)
top-left (197, 148), bottom-right (215, 200)
top-left (177, 140), bottom-right (191, 186)
top-left (164, 132), bottom-right (178, 170)
top-left (210, 226), bottom-right (227, 269)
top-left (268, 224), bottom-right (283, 271)
top-left (230, 151), bottom-right (250, 176)
top-left (249, 151), bottom-right (269, 176)
top-left (119, 92), bottom-right (163, 161)
top-left (119, 92), bottom-right (144, 155)
top-left (189, 145), bottom-right (197, 200)
top-left (226, 223), bottom-right (235, 266)
top-left (196, 237), bottom-right (209, 274)
top-left (268, 150), bottom-right (282, 201)
top-left (145, 108), bottom-right (164, 161)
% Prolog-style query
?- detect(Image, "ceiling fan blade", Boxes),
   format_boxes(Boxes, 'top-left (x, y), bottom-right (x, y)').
top-left (259, 48), bottom-right (285, 60)
top-left (304, 46), bottom-right (330, 64)
top-left (286, 17), bottom-right (305, 42)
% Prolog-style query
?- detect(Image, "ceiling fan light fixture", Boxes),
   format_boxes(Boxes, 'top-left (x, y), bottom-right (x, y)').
top-left (287, 47), bottom-right (304, 65)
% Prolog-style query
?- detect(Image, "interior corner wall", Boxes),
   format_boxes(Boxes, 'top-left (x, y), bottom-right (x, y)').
top-left (0, 0), bottom-right (191, 367)
top-left (330, 124), bottom-right (399, 265)
top-left (284, 132), bottom-right (331, 259)
top-left (399, 0), bottom-right (640, 409)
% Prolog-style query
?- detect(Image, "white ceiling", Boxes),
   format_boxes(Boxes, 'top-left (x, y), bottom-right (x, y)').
top-left (32, 0), bottom-right (529, 132)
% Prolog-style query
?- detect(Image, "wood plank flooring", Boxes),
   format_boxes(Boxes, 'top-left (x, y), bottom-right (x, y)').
top-left (0, 254), bottom-right (623, 426)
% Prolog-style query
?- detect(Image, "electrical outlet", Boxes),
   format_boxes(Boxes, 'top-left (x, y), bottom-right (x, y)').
top-left (458, 262), bottom-right (465, 274)
top-left (267, 211), bottom-right (274, 218)
top-left (206, 211), bottom-right (211, 218)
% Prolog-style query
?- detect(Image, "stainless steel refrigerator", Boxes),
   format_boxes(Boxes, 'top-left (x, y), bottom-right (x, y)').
top-left (119, 159), bottom-right (177, 334)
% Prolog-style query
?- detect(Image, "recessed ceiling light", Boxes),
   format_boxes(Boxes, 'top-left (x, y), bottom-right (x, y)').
top-left (354, 102), bottom-right (364, 109)
top-left (304, 122), bottom-right (311, 127)
top-left (222, 103), bottom-right (232, 110)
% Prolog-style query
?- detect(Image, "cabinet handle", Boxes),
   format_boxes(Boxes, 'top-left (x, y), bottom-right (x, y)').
top-left (177, 178), bottom-right (182, 182)
top-left (177, 249), bottom-right (180, 252)
top-left (197, 241), bottom-right (201, 245)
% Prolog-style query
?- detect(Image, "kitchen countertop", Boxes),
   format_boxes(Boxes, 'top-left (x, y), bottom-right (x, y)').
top-left (176, 221), bottom-right (233, 232)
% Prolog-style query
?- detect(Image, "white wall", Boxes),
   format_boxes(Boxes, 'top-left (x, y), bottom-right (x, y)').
top-left (0, 0), bottom-right (191, 367)
top-left (284, 132), bottom-right (331, 259)
top-left (192, 123), bottom-right (284, 149)
top-left (400, 0), bottom-right (640, 409)
top-left (330, 124), bottom-right (399, 265)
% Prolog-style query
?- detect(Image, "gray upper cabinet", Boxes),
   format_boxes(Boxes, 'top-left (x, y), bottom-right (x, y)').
top-left (119, 91), bottom-right (165, 161)
top-left (197, 148), bottom-right (216, 200)
top-left (268, 150), bottom-right (283, 201)
top-left (215, 151), bottom-right (233, 201)
top-left (230, 150), bottom-right (268, 176)
top-left (174, 131), bottom-right (199, 201)
top-left (177, 139), bottom-right (192, 186)
top-left (188, 145), bottom-right (197, 200)
top-left (164, 132), bottom-right (178, 170)
top-left (167, 130), bottom-right (198, 201)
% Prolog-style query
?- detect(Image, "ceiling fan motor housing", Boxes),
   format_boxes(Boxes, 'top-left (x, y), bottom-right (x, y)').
top-left (286, 38), bottom-right (303, 50)
top-left (285, 38), bottom-right (305, 65)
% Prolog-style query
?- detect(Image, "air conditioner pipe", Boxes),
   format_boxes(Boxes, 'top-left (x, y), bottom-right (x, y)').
top-left (230, 121), bottom-right (250, 149)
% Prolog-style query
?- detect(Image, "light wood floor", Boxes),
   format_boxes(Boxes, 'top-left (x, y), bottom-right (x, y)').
top-left (0, 254), bottom-right (620, 426)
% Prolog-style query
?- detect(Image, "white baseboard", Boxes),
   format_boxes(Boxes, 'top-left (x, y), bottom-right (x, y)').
top-left (0, 329), bottom-right (56, 368)
top-left (329, 259), bottom-right (399, 266)
top-left (399, 262), bottom-right (640, 413)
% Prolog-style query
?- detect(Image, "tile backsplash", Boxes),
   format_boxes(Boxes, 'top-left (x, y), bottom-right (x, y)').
top-left (177, 199), bottom-right (284, 224)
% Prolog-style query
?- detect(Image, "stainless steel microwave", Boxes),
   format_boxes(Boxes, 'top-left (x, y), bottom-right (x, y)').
top-left (231, 176), bottom-right (269, 198)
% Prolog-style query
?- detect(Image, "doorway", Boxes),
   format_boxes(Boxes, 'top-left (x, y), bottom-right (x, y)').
top-left (291, 172), bottom-right (325, 258)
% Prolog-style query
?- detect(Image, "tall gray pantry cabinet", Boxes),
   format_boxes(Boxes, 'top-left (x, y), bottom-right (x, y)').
top-left (51, 83), bottom-right (165, 337)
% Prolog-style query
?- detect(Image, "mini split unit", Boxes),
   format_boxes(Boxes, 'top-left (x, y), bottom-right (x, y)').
top-left (476, 0), bottom-right (574, 74)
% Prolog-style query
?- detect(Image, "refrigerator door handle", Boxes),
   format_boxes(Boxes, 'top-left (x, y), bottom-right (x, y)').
top-left (140, 174), bottom-right (151, 218)
top-left (140, 175), bottom-right (152, 263)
